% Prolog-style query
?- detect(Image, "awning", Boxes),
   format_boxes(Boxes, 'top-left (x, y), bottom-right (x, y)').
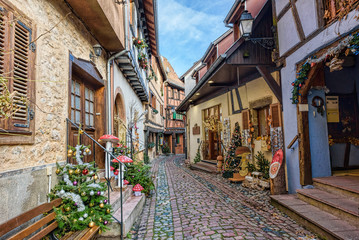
top-left (177, 38), bottom-right (276, 112)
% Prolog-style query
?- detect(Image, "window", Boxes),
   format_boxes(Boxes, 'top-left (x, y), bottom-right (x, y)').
top-left (160, 104), bottom-right (163, 116)
top-left (256, 106), bottom-right (270, 137)
top-left (70, 79), bottom-right (96, 129)
top-left (173, 111), bottom-right (184, 120)
top-left (176, 134), bottom-right (180, 144)
top-left (0, 3), bottom-right (36, 144)
top-left (151, 93), bottom-right (156, 109)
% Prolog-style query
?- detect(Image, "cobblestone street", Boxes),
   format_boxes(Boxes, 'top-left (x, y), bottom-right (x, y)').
top-left (127, 155), bottom-right (316, 240)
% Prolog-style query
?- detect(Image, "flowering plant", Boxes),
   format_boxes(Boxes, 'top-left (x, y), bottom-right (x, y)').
top-left (133, 37), bottom-right (148, 49)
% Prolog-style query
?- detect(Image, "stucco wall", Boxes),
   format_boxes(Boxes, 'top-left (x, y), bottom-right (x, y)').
top-left (278, 9), bottom-right (359, 193)
top-left (184, 62), bottom-right (202, 96)
top-left (113, 64), bottom-right (145, 151)
top-left (187, 76), bottom-right (280, 163)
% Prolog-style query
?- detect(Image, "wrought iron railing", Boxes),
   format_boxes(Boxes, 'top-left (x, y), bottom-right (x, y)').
top-left (66, 118), bottom-right (125, 240)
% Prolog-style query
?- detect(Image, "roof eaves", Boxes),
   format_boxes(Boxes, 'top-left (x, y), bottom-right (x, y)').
top-left (224, 0), bottom-right (242, 24)
top-left (177, 55), bottom-right (226, 112)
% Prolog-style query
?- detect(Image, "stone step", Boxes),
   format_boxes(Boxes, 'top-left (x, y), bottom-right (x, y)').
top-left (201, 160), bottom-right (217, 165)
top-left (190, 162), bottom-right (217, 173)
top-left (98, 194), bottom-right (146, 239)
top-left (109, 185), bottom-right (133, 213)
top-left (313, 176), bottom-right (359, 203)
top-left (297, 188), bottom-right (359, 228)
top-left (271, 194), bottom-right (359, 240)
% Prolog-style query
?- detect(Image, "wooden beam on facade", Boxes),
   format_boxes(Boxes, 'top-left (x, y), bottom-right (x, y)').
top-left (290, 0), bottom-right (305, 41)
top-left (297, 103), bottom-right (313, 186)
top-left (256, 66), bottom-right (282, 103)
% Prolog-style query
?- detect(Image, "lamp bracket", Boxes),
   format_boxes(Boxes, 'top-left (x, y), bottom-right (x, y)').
top-left (250, 37), bottom-right (275, 50)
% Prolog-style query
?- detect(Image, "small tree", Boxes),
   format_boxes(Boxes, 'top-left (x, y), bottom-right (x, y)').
top-left (223, 122), bottom-right (242, 171)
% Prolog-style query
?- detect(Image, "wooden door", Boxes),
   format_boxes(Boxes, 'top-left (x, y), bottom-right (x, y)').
top-left (68, 77), bottom-right (96, 164)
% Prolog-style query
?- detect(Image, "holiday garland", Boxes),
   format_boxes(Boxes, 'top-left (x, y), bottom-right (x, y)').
top-left (291, 32), bottom-right (359, 104)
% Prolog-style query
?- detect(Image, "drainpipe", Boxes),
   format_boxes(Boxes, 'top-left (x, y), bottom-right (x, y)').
top-left (105, 0), bottom-right (129, 180)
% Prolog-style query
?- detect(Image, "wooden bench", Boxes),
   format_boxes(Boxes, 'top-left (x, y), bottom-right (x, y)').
top-left (0, 199), bottom-right (100, 240)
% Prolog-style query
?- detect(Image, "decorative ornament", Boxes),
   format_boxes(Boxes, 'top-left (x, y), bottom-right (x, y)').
top-left (90, 190), bottom-right (94, 196)
top-left (83, 213), bottom-right (88, 218)
top-left (73, 181), bottom-right (78, 186)
top-left (104, 220), bottom-right (108, 225)
top-left (69, 169), bottom-right (74, 175)
top-left (73, 219), bottom-right (77, 223)
top-left (56, 169), bottom-right (61, 175)
top-left (65, 206), bottom-right (71, 212)
top-left (82, 169), bottom-right (89, 175)
top-left (85, 148), bottom-right (90, 154)
top-left (67, 149), bottom-right (73, 155)
top-left (73, 151), bottom-right (77, 156)
top-left (99, 203), bottom-right (104, 208)
top-left (81, 192), bottom-right (86, 196)
top-left (326, 56), bottom-right (344, 72)
top-left (97, 191), bottom-right (101, 196)
top-left (74, 202), bottom-right (78, 207)
top-left (104, 199), bottom-right (108, 204)
top-left (88, 221), bottom-right (95, 228)
top-left (99, 217), bottom-right (103, 222)
top-left (60, 189), bottom-right (65, 195)
top-left (75, 168), bottom-right (81, 174)
top-left (90, 210), bottom-right (94, 214)
top-left (93, 175), bottom-right (98, 180)
top-left (89, 202), bottom-right (94, 207)
top-left (79, 217), bottom-right (84, 221)
top-left (106, 208), bottom-right (111, 214)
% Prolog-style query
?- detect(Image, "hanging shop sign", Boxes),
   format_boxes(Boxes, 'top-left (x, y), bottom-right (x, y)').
top-left (193, 124), bottom-right (200, 135)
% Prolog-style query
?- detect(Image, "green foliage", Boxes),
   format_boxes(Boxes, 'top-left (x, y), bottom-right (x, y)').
top-left (254, 151), bottom-right (270, 179)
top-left (162, 144), bottom-right (170, 154)
top-left (124, 162), bottom-right (154, 196)
top-left (194, 147), bottom-right (201, 163)
top-left (247, 162), bottom-right (257, 173)
top-left (148, 142), bottom-right (155, 149)
top-left (144, 153), bottom-right (150, 164)
top-left (49, 145), bottom-right (112, 237)
top-left (113, 142), bottom-right (131, 157)
top-left (223, 122), bottom-right (242, 171)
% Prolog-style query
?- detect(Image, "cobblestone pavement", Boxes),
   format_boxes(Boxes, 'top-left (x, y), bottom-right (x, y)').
top-left (128, 155), bottom-right (317, 240)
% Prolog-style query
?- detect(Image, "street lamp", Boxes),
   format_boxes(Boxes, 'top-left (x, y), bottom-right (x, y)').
top-left (239, 10), bottom-right (254, 39)
top-left (238, 1), bottom-right (275, 50)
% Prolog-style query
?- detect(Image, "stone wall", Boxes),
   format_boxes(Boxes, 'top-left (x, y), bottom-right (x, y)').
top-left (0, 0), bottom-right (108, 223)
top-left (0, 0), bottom-right (108, 172)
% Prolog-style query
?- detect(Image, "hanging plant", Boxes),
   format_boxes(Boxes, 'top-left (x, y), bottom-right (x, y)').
top-left (138, 52), bottom-right (148, 70)
top-left (133, 37), bottom-right (148, 50)
top-left (291, 32), bottom-right (359, 104)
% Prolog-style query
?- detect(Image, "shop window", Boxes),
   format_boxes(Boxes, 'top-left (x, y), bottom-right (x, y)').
top-left (0, 3), bottom-right (36, 144)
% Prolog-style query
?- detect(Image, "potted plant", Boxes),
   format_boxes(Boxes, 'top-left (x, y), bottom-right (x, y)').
top-left (148, 142), bottom-right (155, 149)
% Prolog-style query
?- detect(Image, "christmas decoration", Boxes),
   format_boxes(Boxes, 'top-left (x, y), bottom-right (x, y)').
top-left (223, 122), bottom-right (243, 175)
top-left (133, 184), bottom-right (144, 196)
top-left (49, 141), bottom-right (112, 238)
top-left (291, 32), bottom-right (359, 104)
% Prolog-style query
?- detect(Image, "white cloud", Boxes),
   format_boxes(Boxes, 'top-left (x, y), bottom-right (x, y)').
top-left (158, 0), bottom-right (231, 74)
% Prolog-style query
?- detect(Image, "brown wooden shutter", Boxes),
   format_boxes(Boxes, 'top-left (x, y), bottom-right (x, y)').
top-left (0, 10), bottom-right (7, 130)
top-left (242, 109), bottom-right (249, 130)
top-left (270, 103), bottom-right (282, 128)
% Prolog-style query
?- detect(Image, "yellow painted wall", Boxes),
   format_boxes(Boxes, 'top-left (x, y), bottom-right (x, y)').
top-left (186, 73), bottom-right (280, 163)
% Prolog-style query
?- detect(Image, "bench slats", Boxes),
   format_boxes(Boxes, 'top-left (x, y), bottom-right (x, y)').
top-left (80, 226), bottom-right (100, 240)
top-left (8, 212), bottom-right (56, 240)
top-left (28, 221), bottom-right (58, 240)
top-left (0, 198), bottom-right (62, 237)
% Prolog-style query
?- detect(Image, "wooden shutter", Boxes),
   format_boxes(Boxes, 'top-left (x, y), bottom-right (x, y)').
top-left (0, 10), bottom-right (7, 130)
top-left (12, 21), bottom-right (30, 123)
top-left (270, 103), bottom-right (282, 128)
top-left (242, 109), bottom-right (249, 130)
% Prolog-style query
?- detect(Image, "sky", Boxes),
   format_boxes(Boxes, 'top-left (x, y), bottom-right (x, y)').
top-left (158, 0), bottom-right (235, 77)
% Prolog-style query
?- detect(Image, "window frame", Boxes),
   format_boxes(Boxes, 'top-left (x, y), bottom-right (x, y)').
top-left (0, 1), bottom-right (36, 145)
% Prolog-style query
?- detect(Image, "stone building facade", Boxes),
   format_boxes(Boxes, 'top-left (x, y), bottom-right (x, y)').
top-left (0, 0), bottom-right (120, 224)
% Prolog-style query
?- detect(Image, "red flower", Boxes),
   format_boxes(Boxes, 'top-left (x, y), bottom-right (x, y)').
top-left (114, 169), bottom-right (119, 175)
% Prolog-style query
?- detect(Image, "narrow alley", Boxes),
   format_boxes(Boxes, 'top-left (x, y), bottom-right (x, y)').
top-left (129, 155), bottom-right (315, 240)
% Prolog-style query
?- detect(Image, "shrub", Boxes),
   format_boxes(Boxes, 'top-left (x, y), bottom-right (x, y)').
top-left (144, 153), bottom-right (149, 164)
top-left (124, 162), bottom-right (154, 196)
top-left (254, 151), bottom-right (270, 179)
top-left (162, 144), bottom-right (170, 155)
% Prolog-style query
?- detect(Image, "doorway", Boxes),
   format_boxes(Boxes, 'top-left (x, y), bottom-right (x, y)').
top-left (68, 56), bottom-right (106, 167)
top-left (203, 105), bottom-right (222, 160)
top-left (325, 54), bottom-right (359, 172)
